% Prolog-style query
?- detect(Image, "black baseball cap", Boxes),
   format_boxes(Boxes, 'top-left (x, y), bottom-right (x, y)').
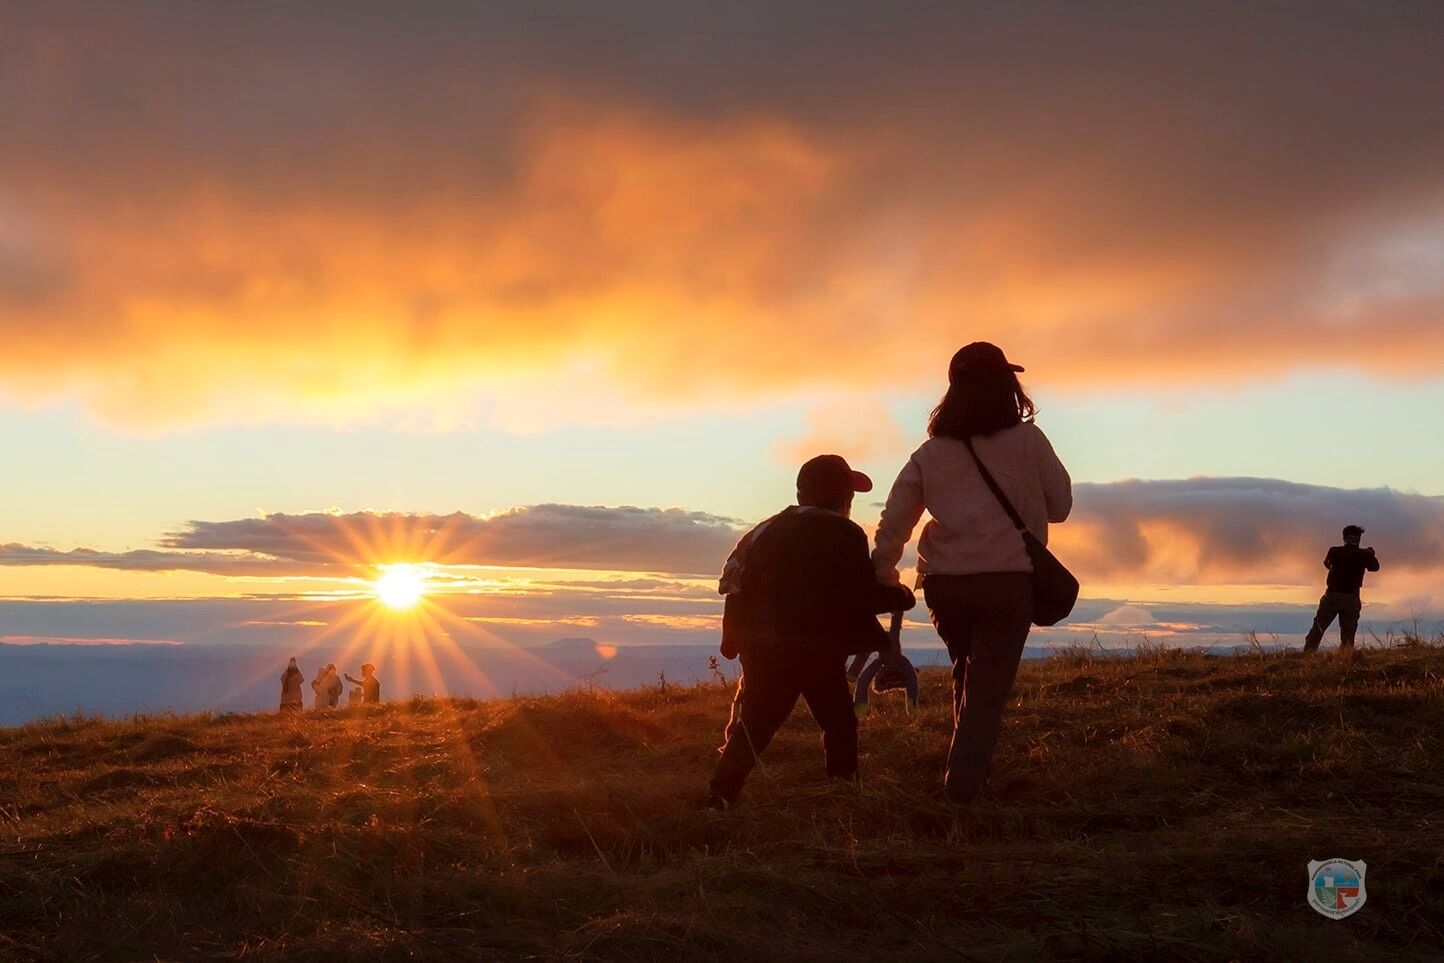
top-left (797, 454), bottom-right (872, 505)
top-left (1342, 525), bottom-right (1365, 537)
top-left (949, 341), bottom-right (1025, 382)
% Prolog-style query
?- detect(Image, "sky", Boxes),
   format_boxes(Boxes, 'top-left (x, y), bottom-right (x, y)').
top-left (2, 2), bottom-right (1443, 704)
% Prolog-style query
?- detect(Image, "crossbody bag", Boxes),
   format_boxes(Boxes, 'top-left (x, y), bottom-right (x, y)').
top-left (962, 437), bottom-right (1079, 626)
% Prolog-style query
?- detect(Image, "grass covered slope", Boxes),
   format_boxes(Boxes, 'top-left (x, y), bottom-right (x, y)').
top-left (2, 643), bottom-right (1443, 961)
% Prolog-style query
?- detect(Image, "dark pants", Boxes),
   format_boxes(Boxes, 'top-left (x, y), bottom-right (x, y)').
top-left (923, 572), bottom-right (1033, 801)
top-left (709, 649), bottom-right (858, 803)
top-left (1304, 591), bottom-right (1362, 651)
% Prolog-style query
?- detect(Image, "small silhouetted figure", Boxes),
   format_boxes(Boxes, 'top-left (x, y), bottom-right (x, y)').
top-left (279, 658), bottom-right (304, 713)
top-left (312, 663), bottom-right (343, 709)
top-left (1304, 525), bottom-right (1380, 653)
top-left (325, 664), bottom-right (343, 707)
top-left (707, 454), bottom-right (916, 809)
top-left (345, 663), bottom-right (381, 704)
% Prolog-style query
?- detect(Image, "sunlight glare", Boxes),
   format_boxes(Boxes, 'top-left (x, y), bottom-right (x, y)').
top-left (375, 563), bottom-right (426, 610)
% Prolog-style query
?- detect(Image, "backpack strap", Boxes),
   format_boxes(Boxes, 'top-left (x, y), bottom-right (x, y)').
top-left (962, 437), bottom-right (1028, 534)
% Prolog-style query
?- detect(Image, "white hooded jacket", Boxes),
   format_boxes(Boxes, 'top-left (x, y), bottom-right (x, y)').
top-left (873, 422), bottom-right (1072, 583)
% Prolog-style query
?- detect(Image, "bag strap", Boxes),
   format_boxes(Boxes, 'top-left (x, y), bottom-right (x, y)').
top-left (962, 437), bottom-right (1028, 534)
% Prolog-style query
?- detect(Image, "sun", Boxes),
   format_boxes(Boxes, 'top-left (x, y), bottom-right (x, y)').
top-left (374, 563), bottom-right (426, 610)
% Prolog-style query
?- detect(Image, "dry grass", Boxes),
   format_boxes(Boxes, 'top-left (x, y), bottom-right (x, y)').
top-left (2, 632), bottom-right (1443, 961)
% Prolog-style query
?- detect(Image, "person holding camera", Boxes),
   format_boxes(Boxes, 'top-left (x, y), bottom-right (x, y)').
top-left (1303, 525), bottom-right (1380, 654)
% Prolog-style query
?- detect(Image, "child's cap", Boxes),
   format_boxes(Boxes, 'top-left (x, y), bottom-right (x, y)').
top-left (797, 454), bottom-right (872, 505)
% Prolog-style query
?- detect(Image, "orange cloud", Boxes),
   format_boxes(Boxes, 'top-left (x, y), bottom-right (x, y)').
top-left (1, 105), bottom-right (851, 429)
top-left (774, 400), bottom-right (909, 469)
top-left (3, 4), bottom-right (1444, 428)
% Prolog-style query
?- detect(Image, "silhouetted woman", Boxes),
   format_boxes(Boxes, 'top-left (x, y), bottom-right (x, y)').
top-left (872, 342), bottom-right (1072, 803)
top-left (279, 658), bottom-right (305, 713)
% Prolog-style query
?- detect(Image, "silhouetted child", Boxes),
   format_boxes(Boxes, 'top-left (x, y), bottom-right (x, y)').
top-left (1304, 525), bottom-right (1380, 654)
top-left (347, 686), bottom-right (364, 707)
top-left (279, 658), bottom-right (304, 713)
top-left (345, 663), bottom-right (381, 704)
top-left (707, 454), bottom-right (916, 809)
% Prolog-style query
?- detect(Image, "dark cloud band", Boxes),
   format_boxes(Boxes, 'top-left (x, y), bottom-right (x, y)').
top-left (4, 481), bottom-right (1441, 586)
top-left (1058, 478), bottom-right (1444, 583)
top-left (3, 505), bottom-right (744, 578)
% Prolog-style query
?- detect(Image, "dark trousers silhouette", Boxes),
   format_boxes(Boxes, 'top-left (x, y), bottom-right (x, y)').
top-left (710, 649), bottom-right (857, 803)
top-left (924, 572), bottom-right (1033, 802)
top-left (1304, 592), bottom-right (1362, 651)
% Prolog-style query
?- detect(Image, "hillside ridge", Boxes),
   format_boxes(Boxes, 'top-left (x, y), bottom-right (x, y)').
top-left (2, 641), bottom-right (1442, 961)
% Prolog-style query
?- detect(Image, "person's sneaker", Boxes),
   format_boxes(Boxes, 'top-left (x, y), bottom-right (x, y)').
top-left (701, 793), bottom-right (732, 811)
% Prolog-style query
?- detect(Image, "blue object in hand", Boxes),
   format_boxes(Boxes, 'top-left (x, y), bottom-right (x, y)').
top-left (851, 611), bottom-right (919, 715)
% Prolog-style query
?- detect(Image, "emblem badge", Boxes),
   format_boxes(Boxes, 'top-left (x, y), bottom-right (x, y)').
top-left (1308, 858), bottom-right (1366, 919)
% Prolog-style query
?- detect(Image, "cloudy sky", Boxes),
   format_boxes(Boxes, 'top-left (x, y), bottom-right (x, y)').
top-left (3, 2), bottom-right (1443, 667)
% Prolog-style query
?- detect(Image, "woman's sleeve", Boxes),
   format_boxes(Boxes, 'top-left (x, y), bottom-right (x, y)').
top-left (1036, 428), bottom-right (1073, 523)
top-left (871, 454), bottom-right (926, 583)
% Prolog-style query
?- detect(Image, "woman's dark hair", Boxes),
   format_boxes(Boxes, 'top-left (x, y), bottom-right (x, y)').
top-left (927, 369), bottom-right (1036, 439)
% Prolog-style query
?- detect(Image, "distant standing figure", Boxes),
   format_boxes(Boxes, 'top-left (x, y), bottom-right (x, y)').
top-left (310, 665), bottom-right (327, 709)
top-left (345, 663), bottom-right (381, 704)
top-left (279, 658), bottom-right (304, 713)
top-left (311, 663), bottom-right (343, 709)
top-left (1303, 525), bottom-right (1380, 654)
top-left (325, 664), bottom-right (344, 707)
top-left (873, 342), bottom-right (1072, 804)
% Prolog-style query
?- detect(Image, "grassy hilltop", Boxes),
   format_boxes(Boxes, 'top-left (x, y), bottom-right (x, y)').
top-left (2, 639), bottom-right (1443, 961)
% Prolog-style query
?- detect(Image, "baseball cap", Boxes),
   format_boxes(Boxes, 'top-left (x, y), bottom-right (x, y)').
top-left (797, 454), bottom-right (872, 505)
top-left (949, 341), bottom-right (1025, 382)
top-left (1342, 525), bottom-right (1365, 537)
